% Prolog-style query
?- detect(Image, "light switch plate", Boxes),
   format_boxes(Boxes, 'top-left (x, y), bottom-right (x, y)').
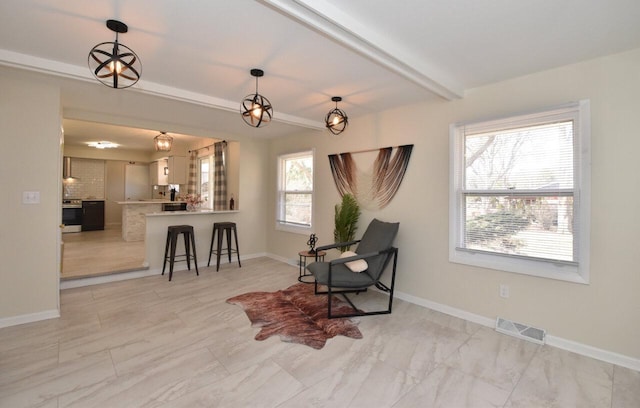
top-left (23, 191), bottom-right (40, 204)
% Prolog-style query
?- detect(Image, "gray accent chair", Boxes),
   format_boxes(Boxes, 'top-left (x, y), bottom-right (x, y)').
top-left (306, 218), bottom-right (399, 318)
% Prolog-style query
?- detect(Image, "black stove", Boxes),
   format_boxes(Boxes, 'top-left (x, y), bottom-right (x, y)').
top-left (62, 199), bottom-right (82, 208)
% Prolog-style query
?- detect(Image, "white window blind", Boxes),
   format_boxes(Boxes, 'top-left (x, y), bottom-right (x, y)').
top-left (463, 120), bottom-right (576, 263)
top-left (450, 101), bottom-right (590, 283)
top-left (276, 151), bottom-right (314, 232)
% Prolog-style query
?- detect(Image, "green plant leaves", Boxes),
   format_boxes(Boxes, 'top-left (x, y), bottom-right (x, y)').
top-left (334, 193), bottom-right (360, 252)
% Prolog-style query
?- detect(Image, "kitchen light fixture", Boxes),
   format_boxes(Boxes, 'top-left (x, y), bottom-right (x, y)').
top-left (325, 96), bottom-right (349, 135)
top-left (240, 69), bottom-right (273, 128)
top-left (154, 131), bottom-right (173, 151)
top-left (88, 141), bottom-right (118, 149)
top-left (88, 19), bottom-right (142, 89)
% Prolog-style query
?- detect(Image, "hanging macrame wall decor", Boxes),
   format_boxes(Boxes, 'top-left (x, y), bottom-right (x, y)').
top-left (328, 144), bottom-right (413, 210)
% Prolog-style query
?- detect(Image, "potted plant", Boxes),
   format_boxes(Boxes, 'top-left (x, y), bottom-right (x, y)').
top-left (334, 193), bottom-right (361, 252)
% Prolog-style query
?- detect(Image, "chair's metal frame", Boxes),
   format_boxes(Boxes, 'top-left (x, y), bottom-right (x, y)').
top-left (313, 240), bottom-right (398, 319)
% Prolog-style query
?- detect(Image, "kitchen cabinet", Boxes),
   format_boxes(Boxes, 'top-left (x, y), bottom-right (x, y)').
top-left (149, 156), bottom-right (186, 185)
top-left (150, 159), bottom-right (169, 186)
top-left (82, 200), bottom-right (105, 231)
top-left (167, 156), bottom-right (187, 184)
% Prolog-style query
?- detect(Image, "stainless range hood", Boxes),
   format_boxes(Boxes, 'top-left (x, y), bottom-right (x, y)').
top-left (62, 156), bottom-right (79, 180)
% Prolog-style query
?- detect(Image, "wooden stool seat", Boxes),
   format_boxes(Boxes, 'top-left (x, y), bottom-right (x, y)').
top-left (162, 224), bottom-right (199, 281)
top-left (208, 222), bottom-right (241, 271)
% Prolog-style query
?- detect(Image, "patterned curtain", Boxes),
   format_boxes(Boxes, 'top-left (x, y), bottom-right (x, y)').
top-left (213, 142), bottom-right (228, 211)
top-left (187, 150), bottom-right (198, 194)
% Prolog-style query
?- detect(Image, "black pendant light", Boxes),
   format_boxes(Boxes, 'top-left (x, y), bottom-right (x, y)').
top-left (88, 19), bottom-right (142, 89)
top-left (325, 96), bottom-right (348, 135)
top-left (240, 69), bottom-right (273, 127)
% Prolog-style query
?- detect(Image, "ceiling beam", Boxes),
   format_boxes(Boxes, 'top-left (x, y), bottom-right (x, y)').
top-left (260, 0), bottom-right (464, 100)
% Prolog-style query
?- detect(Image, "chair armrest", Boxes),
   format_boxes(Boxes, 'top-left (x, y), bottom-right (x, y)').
top-left (315, 240), bottom-right (361, 253)
top-left (329, 250), bottom-right (379, 265)
top-left (329, 247), bottom-right (397, 265)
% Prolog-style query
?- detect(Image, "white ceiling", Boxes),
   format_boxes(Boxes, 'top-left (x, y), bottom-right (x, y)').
top-left (2, 0), bottom-right (640, 149)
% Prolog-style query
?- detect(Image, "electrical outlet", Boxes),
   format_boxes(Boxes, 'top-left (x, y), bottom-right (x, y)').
top-left (499, 284), bottom-right (510, 298)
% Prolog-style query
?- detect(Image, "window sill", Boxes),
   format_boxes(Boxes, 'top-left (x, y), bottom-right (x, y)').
top-left (449, 248), bottom-right (589, 284)
top-left (275, 223), bottom-right (313, 235)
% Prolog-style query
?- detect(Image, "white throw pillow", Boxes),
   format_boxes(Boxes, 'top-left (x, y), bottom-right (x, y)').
top-left (340, 250), bottom-right (368, 273)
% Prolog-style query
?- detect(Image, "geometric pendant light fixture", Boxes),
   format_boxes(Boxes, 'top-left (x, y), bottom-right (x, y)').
top-left (240, 68), bottom-right (273, 128)
top-left (88, 19), bottom-right (142, 89)
top-left (325, 96), bottom-right (348, 135)
top-left (154, 131), bottom-right (173, 152)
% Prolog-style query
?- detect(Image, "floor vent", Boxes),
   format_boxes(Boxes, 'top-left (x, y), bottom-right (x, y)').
top-left (495, 317), bottom-right (546, 345)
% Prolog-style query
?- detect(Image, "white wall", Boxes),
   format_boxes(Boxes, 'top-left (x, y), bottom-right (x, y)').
top-left (267, 48), bottom-right (640, 361)
top-left (0, 74), bottom-right (61, 322)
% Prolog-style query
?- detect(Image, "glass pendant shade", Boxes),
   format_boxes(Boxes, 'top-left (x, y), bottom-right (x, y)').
top-left (88, 19), bottom-right (141, 89)
top-left (325, 96), bottom-right (348, 135)
top-left (241, 69), bottom-right (273, 127)
top-left (154, 132), bottom-right (173, 151)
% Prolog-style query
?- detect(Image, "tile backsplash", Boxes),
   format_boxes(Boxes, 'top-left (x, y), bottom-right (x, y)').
top-left (63, 158), bottom-right (105, 199)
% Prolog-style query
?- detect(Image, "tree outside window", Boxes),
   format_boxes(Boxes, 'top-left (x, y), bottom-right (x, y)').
top-left (277, 151), bottom-right (313, 232)
top-left (450, 101), bottom-right (590, 283)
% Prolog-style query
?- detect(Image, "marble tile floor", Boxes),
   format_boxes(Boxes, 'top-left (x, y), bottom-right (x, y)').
top-left (1, 257), bottom-right (639, 407)
top-left (61, 227), bottom-right (146, 280)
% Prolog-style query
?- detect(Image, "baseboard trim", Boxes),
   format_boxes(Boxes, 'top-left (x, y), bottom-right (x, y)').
top-left (0, 309), bottom-right (60, 329)
top-left (545, 335), bottom-right (640, 372)
top-left (60, 252), bottom-right (270, 289)
top-left (266, 252), bottom-right (298, 267)
top-left (60, 268), bottom-right (161, 289)
top-left (57, 256), bottom-right (639, 372)
top-left (394, 290), bottom-right (640, 372)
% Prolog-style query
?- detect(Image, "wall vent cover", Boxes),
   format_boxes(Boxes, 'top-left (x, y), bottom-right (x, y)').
top-left (495, 317), bottom-right (546, 345)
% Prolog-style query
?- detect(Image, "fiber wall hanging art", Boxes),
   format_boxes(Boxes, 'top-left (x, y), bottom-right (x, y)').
top-left (329, 144), bottom-right (413, 210)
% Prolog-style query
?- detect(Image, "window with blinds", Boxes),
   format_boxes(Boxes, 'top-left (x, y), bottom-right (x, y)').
top-left (450, 101), bottom-right (591, 283)
top-left (276, 150), bottom-right (314, 233)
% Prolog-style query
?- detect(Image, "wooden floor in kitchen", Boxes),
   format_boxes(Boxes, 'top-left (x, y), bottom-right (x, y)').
top-left (61, 227), bottom-right (146, 279)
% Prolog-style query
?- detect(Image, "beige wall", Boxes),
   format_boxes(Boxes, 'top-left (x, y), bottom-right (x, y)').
top-left (1, 45), bottom-right (638, 363)
top-left (0, 74), bottom-right (61, 321)
top-left (267, 48), bottom-right (640, 360)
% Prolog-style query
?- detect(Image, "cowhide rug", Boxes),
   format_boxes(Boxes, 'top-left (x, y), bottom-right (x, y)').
top-left (226, 283), bottom-right (363, 349)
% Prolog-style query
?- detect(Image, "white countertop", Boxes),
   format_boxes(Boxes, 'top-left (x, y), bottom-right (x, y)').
top-left (116, 200), bottom-right (177, 205)
top-left (146, 210), bottom-right (239, 217)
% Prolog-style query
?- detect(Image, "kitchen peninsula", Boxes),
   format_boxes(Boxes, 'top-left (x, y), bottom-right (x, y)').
top-left (117, 200), bottom-right (173, 241)
top-left (117, 200), bottom-right (239, 242)
top-left (144, 209), bottom-right (240, 273)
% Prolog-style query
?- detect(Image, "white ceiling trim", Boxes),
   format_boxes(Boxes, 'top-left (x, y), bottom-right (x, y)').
top-left (0, 49), bottom-right (325, 131)
top-left (260, 0), bottom-right (464, 100)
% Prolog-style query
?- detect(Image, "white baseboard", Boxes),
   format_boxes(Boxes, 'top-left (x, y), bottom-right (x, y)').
top-left (60, 252), bottom-right (270, 289)
top-left (0, 309), bottom-right (60, 329)
top-left (60, 268), bottom-right (161, 289)
top-left (545, 335), bottom-right (640, 372)
top-left (36, 255), bottom-right (640, 372)
top-left (394, 290), bottom-right (640, 372)
top-left (266, 252), bottom-right (298, 267)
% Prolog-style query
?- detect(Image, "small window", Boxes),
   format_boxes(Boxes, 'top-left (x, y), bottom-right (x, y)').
top-left (198, 156), bottom-right (211, 207)
top-left (449, 101), bottom-right (590, 283)
top-left (276, 150), bottom-right (314, 233)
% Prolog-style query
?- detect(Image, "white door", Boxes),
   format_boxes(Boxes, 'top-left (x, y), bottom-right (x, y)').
top-left (125, 164), bottom-right (151, 200)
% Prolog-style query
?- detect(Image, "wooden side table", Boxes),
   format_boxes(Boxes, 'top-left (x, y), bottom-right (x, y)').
top-left (298, 250), bottom-right (326, 283)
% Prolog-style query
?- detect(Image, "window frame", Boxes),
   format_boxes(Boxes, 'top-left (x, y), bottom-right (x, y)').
top-left (197, 154), bottom-right (213, 209)
top-left (275, 149), bottom-right (315, 234)
top-left (449, 101), bottom-right (591, 284)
